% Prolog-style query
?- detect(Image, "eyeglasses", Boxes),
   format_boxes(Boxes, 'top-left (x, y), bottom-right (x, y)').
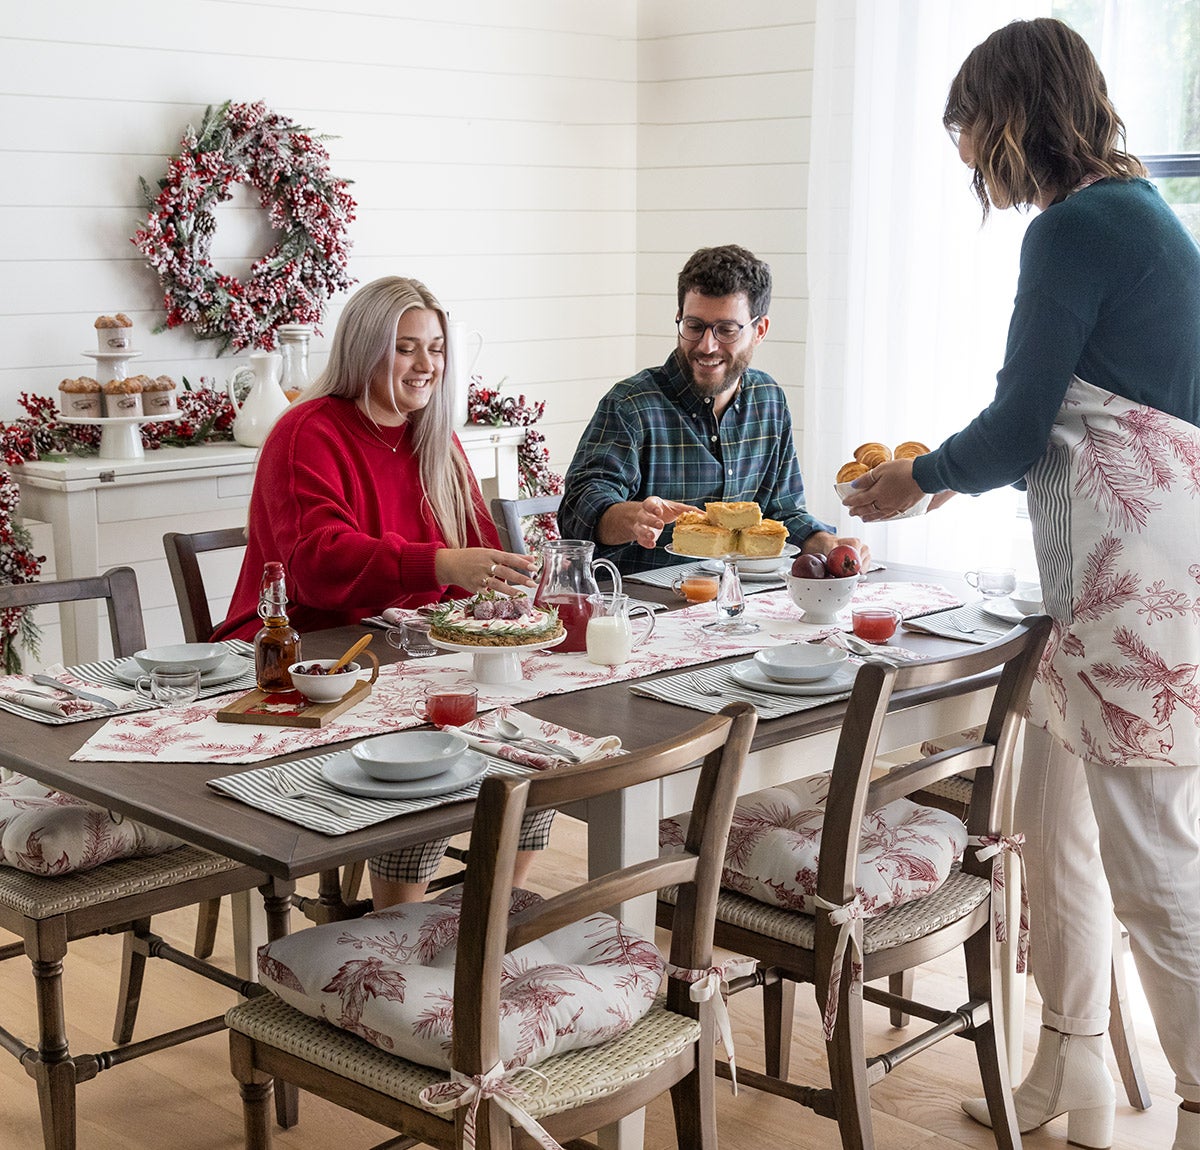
top-left (676, 316), bottom-right (760, 345)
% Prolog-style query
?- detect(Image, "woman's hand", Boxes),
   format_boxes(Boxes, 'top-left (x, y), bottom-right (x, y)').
top-left (841, 459), bottom-right (940, 522)
top-left (435, 548), bottom-right (538, 596)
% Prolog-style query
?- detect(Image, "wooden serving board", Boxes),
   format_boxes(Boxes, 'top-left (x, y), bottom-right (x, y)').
top-left (215, 680), bottom-right (372, 728)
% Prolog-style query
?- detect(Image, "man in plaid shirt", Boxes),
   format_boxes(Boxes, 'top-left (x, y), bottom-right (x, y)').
top-left (559, 245), bottom-right (866, 573)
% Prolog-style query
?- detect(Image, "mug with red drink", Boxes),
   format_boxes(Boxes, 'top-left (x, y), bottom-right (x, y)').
top-left (851, 607), bottom-right (902, 644)
top-left (414, 686), bottom-right (478, 728)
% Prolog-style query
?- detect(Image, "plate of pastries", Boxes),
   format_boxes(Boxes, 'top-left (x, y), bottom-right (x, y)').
top-left (835, 440), bottom-right (933, 519)
top-left (667, 501), bottom-right (797, 572)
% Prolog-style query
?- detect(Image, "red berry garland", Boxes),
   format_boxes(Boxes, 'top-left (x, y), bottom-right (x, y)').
top-left (132, 100), bottom-right (356, 354)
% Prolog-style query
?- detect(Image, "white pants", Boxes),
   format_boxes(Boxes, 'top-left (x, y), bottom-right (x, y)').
top-left (1018, 724), bottom-right (1200, 1104)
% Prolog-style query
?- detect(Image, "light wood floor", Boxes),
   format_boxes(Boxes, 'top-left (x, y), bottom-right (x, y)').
top-left (0, 816), bottom-right (1180, 1150)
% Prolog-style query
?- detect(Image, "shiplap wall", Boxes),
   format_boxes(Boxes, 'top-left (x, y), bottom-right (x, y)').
top-left (1, 0), bottom-right (816, 476)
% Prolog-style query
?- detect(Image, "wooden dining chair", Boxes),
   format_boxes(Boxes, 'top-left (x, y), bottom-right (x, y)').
top-left (489, 494), bottom-right (561, 554)
top-left (908, 728), bottom-right (1152, 1110)
top-left (227, 703), bottom-right (757, 1150)
top-left (0, 567), bottom-right (273, 1150)
top-left (660, 617), bottom-right (1052, 1150)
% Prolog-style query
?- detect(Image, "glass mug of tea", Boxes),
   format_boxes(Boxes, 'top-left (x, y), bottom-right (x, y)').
top-left (386, 617), bottom-right (437, 657)
top-left (413, 686), bottom-right (478, 728)
top-left (671, 572), bottom-right (720, 604)
top-left (965, 568), bottom-right (1016, 599)
top-left (585, 593), bottom-right (656, 666)
top-left (851, 607), bottom-right (902, 644)
top-left (136, 665), bottom-right (202, 707)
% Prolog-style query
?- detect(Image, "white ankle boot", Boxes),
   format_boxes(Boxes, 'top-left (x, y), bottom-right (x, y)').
top-left (1174, 1105), bottom-right (1199, 1150)
top-left (961, 1027), bottom-right (1115, 1148)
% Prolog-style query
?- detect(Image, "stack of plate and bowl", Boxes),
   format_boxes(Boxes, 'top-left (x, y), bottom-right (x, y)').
top-left (727, 642), bottom-right (859, 697)
top-left (113, 642), bottom-right (252, 689)
top-left (320, 730), bottom-right (488, 799)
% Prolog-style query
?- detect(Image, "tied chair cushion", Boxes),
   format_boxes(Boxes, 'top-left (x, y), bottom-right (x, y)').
top-left (256, 885), bottom-right (664, 1071)
top-left (660, 771), bottom-right (967, 916)
top-left (0, 774), bottom-right (182, 876)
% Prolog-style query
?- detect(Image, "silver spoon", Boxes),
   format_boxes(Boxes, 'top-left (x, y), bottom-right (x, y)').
top-left (491, 718), bottom-right (581, 762)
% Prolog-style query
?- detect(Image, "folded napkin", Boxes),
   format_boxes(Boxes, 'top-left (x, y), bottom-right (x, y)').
top-left (823, 632), bottom-right (927, 663)
top-left (448, 705), bottom-right (621, 770)
top-left (0, 663), bottom-right (138, 721)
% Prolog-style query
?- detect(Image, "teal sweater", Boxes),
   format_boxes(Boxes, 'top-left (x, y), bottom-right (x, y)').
top-left (914, 178), bottom-right (1200, 494)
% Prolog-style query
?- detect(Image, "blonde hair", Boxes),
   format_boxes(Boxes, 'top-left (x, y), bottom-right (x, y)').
top-left (303, 276), bottom-right (481, 547)
top-left (944, 18), bottom-right (1146, 219)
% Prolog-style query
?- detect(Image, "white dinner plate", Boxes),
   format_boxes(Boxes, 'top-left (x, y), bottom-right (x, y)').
top-left (728, 659), bottom-right (859, 697)
top-left (112, 653), bottom-right (252, 687)
top-left (320, 750), bottom-right (488, 799)
top-left (981, 599), bottom-right (1024, 624)
top-left (666, 542), bottom-right (798, 574)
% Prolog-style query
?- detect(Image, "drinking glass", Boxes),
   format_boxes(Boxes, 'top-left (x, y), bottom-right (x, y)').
top-left (852, 607), bottom-right (902, 644)
top-left (965, 568), bottom-right (1017, 599)
top-left (135, 666), bottom-right (201, 707)
top-left (671, 572), bottom-right (720, 604)
top-left (385, 617), bottom-right (437, 657)
top-left (414, 686), bottom-right (478, 728)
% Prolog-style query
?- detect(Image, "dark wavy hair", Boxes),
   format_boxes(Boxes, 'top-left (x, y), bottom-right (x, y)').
top-left (944, 17), bottom-right (1146, 219)
top-left (677, 245), bottom-right (772, 318)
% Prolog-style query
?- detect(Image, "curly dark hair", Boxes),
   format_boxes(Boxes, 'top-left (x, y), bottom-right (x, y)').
top-left (944, 17), bottom-right (1145, 220)
top-left (676, 245), bottom-right (772, 318)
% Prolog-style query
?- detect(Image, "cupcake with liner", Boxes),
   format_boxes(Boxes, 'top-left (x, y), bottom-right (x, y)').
top-left (58, 376), bottom-right (103, 418)
top-left (142, 374), bottom-right (178, 415)
top-left (102, 374), bottom-right (144, 417)
top-left (94, 313), bottom-right (134, 352)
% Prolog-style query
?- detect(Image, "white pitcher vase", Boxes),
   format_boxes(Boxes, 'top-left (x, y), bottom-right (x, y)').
top-left (446, 320), bottom-right (484, 426)
top-left (228, 351), bottom-right (288, 447)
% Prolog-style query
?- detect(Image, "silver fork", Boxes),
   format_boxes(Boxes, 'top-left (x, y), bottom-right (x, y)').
top-left (948, 616), bottom-right (1004, 639)
top-left (266, 767), bottom-right (356, 818)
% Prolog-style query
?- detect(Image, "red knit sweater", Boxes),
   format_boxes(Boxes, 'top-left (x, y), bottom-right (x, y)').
top-left (212, 397), bottom-right (499, 641)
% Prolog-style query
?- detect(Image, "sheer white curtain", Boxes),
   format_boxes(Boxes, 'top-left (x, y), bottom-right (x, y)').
top-left (805, 0), bottom-right (1047, 578)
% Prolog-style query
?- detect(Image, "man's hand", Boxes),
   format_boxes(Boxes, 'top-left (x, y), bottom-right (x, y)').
top-left (597, 497), bottom-right (698, 548)
top-left (800, 530), bottom-right (872, 572)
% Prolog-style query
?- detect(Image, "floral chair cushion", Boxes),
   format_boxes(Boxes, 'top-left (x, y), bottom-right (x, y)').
top-left (0, 773), bottom-right (182, 876)
top-left (660, 772), bottom-right (967, 917)
top-left (256, 885), bottom-right (664, 1071)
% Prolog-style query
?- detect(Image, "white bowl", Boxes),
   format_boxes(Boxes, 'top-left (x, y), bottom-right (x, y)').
top-left (288, 660), bottom-right (363, 704)
top-left (784, 573), bottom-right (859, 624)
top-left (1010, 587), bottom-right (1044, 615)
top-left (134, 642), bottom-right (227, 674)
top-left (351, 731), bottom-right (468, 782)
top-left (834, 481), bottom-right (933, 520)
top-left (753, 643), bottom-right (849, 683)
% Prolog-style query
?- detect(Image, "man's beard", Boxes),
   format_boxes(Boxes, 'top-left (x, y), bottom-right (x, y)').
top-left (675, 343), bottom-right (753, 400)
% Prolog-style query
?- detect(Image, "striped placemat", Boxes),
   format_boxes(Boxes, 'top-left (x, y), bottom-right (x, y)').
top-left (0, 640), bottom-right (256, 725)
top-left (902, 602), bottom-right (1013, 644)
top-left (208, 747), bottom-right (535, 835)
top-left (629, 660), bottom-right (855, 720)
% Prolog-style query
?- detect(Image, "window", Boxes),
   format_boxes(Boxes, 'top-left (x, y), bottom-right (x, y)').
top-left (1054, 0), bottom-right (1200, 241)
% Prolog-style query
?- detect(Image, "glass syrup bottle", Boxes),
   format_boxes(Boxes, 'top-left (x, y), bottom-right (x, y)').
top-left (254, 561), bottom-right (301, 692)
top-left (276, 324), bottom-right (313, 401)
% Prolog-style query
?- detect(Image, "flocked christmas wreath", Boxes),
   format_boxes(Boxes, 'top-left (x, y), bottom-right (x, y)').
top-left (132, 100), bottom-right (356, 354)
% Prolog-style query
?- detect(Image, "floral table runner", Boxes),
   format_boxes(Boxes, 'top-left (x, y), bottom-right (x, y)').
top-left (72, 583), bottom-right (961, 765)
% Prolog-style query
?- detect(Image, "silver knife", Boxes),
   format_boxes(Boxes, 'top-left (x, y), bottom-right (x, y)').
top-left (31, 673), bottom-right (120, 711)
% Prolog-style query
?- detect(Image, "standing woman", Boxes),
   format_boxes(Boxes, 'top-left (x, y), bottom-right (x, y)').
top-left (214, 276), bottom-right (546, 909)
top-left (845, 19), bottom-right (1200, 1150)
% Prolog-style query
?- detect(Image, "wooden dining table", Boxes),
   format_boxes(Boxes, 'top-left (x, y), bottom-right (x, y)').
top-left (0, 562), bottom-right (1012, 1149)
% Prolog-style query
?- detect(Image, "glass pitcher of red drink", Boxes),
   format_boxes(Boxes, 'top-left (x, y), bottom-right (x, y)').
top-left (533, 540), bottom-right (622, 653)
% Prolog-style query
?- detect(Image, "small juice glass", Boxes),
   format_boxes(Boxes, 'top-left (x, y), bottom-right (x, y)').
top-left (851, 607), bottom-right (902, 644)
top-left (419, 686), bottom-right (478, 728)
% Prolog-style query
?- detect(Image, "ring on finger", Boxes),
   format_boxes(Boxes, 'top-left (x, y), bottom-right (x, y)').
top-left (489, 562), bottom-right (497, 576)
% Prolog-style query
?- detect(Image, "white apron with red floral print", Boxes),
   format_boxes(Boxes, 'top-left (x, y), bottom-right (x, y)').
top-left (1024, 376), bottom-right (1200, 769)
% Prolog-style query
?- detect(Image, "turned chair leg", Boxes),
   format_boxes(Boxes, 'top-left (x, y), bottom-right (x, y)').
top-left (29, 920), bottom-right (79, 1150)
top-left (112, 916), bottom-right (151, 1045)
top-left (194, 897), bottom-right (222, 959)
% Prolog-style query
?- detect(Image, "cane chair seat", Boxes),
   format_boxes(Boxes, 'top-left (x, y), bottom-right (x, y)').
top-left (228, 993), bottom-right (701, 1119)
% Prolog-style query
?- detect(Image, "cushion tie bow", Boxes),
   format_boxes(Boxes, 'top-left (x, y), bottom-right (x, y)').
top-left (666, 957), bottom-right (757, 1093)
top-left (419, 1061), bottom-right (562, 1150)
top-left (814, 894), bottom-right (865, 1042)
top-left (968, 832), bottom-right (1029, 973)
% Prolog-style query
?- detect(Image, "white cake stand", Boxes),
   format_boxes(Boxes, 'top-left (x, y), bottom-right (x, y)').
top-left (58, 412), bottom-right (180, 461)
top-left (429, 633), bottom-right (566, 684)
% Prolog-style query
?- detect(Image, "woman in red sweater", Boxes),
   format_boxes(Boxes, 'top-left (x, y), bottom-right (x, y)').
top-left (214, 276), bottom-right (541, 907)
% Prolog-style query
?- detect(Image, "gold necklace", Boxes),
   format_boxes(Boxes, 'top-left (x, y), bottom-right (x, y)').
top-left (357, 406), bottom-right (405, 454)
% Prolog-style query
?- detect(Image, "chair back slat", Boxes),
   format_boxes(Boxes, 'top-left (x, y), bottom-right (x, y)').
top-left (489, 495), bottom-right (562, 554)
top-left (0, 566), bottom-right (147, 658)
top-left (163, 527), bottom-right (247, 642)
top-left (451, 702), bottom-right (757, 1079)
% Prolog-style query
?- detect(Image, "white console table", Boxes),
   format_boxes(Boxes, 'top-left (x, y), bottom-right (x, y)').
top-left (13, 424), bottom-right (526, 664)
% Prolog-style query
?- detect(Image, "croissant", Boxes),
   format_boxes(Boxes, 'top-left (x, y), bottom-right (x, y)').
top-left (836, 461), bottom-right (870, 484)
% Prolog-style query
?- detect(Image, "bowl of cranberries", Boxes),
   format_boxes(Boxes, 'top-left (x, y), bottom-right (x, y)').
top-left (288, 657), bottom-right (375, 703)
